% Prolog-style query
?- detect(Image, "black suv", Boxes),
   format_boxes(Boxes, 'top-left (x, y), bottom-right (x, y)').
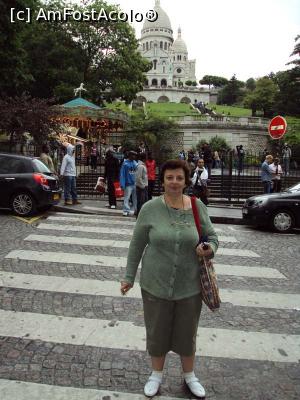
top-left (0, 153), bottom-right (61, 216)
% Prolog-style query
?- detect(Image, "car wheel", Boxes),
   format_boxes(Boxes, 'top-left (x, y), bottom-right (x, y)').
top-left (271, 209), bottom-right (294, 233)
top-left (11, 192), bottom-right (37, 217)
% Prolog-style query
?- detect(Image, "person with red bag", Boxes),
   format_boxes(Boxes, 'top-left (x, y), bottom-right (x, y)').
top-left (121, 159), bottom-right (218, 398)
top-left (104, 150), bottom-right (120, 209)
top-left (145, 152), bottom-right (156, 200)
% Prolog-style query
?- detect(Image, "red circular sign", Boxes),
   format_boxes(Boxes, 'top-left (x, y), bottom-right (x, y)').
top-left (268, 115), bottom-right (287, 139)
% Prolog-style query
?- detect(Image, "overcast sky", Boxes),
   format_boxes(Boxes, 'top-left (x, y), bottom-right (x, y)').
top-left (71, 0), bottom-right (299, 82)
top-left (108, 0), bottom-right (300, 82)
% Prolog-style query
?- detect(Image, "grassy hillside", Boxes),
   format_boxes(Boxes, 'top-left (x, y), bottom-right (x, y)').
top-left (207, 104), bottom-right (252, 117)
top-left (146, 102), bottom-right (199, 117)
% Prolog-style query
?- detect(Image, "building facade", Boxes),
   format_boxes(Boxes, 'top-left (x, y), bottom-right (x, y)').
top-left (137, 0), bottom-right (214, 104)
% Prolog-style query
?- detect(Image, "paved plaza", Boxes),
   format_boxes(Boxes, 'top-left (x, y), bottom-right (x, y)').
top-left (0, 208), bottom-right (299, 399)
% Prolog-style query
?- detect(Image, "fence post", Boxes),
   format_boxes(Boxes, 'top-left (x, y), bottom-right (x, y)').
top-left (228, 150), bottom-right (233, 202)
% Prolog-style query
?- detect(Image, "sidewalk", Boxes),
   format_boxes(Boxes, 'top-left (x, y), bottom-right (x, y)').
top-left (53, 198), bottom-right (244, 225)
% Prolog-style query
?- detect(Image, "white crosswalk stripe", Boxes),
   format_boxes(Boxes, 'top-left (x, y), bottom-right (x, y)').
top-left (0, 309), bottom-right (299, 363)
top-left (0, 271), bottom-right (295, 309)
top-left (0, 379), bottom-right (181, 400)
top-left (0, 212), bottom-right (298, 398)
top-left (37, 223), bottom-right (236, 242)
top-left (24, 234), bottom-right (256, 256)
top-left (6, 249), bottom-right (283, 278)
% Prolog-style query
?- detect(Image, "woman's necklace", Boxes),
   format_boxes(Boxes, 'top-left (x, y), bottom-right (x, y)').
top-left (164, 195), bottom-right (191, 227)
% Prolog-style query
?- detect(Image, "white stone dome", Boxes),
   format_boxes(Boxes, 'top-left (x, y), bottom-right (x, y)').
top-left (171, 27), bottom-right (187, 53)
top-left (142, 0), bottom-right (172, 31)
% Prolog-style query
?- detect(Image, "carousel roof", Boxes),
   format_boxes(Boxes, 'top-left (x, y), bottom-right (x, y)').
top-left (62, 97), bottom-right (101, 109)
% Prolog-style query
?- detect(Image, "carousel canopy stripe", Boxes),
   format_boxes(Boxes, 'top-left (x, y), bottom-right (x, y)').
top-left (63, 97), bottom-right (100, 110)
top-left (58, 107), bottom-right (128, 123)
top-left (62, 97), bottom-right (101, 109)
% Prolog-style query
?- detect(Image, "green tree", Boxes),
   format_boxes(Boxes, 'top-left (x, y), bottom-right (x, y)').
top-left (0, 94), bottom-right (62, 151)
top-left (22, 6), bottom-right (85, 101)
top-left (185, 80), bottom-right (193, 86)
top-left (67, 0), bottom-right (151, 103)
top-left (273, 36), bottom-right (300, 117)
top-left (0, 0), bottom-right (38, 96)
top-left (244, 77), bottom-right (277, 117)
top-left (199, 75), bottom-right (228, 89)
top-left (209, 136), bottom-right (230, 152)
top-left (273, 69), bottom-right (300, 117)
top-left (217, 75), bottom-right (245, 105)
top-left (245, 78), bottom-right (256, 91)
top-left (123, 114), bottom-right (180, 164)
top-left (287, 35), bottom-right (300, 67)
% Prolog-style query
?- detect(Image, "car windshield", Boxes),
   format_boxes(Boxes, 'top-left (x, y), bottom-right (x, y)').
top-left (33, 159), bottom-right (52, 174)
top-left (286, 183), bottom-right (300, 192)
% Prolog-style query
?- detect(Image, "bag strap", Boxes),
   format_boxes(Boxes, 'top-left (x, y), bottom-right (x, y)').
top-left (191, 196), bottom-right (202, 240)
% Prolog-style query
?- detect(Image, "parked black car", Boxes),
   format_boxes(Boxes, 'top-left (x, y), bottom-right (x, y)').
top-left (0, 153), bottom-right (61, 217)
top-left (242, 183), bottom-right (300, 232)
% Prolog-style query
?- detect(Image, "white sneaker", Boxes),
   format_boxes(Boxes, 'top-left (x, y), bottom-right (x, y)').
top-left (110, 205), bottom-right (116, 209)
top-left (185, 376), bottom-right (205, 398)
top-left (122, 212), bottom-right (129, 216)
top-left (144, 376), bottom-right (161, 397)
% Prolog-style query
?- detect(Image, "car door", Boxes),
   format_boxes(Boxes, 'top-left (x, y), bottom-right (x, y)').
top-left (0, 156), bottom-right (29, 208)
top-left (289, 192), bottom-right (300, 227)
top-left (0, 156), bottom-right (16, 207)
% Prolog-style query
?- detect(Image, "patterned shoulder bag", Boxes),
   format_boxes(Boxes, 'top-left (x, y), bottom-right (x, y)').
top-left (191, 196), bottom-right (221, 311)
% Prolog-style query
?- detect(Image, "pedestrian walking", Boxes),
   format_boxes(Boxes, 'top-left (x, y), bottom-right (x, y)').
top-left (90, 143), bottom-right (98, 170)
top-left (120, 151), bottom-right (138, 216)
top-left (282, 143), bottom-right (292, 176)
top-left (191, 159), bottom-right (209, 205)
top-left (179, 150), bottom-right (186, 160)
top-left (104, 150), bottom-right (120, 209)
top-left (261, 155), bottom-right (273, 194)
top-left (60, 144), bottom-right (81, 205)
top-left (136, 153), bottom-right (148, 216)
top-left (236, 145), bottom-right (245, 173)
top-left (145, 153), bottom-right (156, 200)
top-left (270, 157), bottom-right (283, 193)
top-left (213, 150), bottom-right (220, 168)
top-left (203, 143), bottom-right (213, 177)
top-left (120, 159), bottom-right (218, 398)
top-left (40, 144), bottom-right (55, 173)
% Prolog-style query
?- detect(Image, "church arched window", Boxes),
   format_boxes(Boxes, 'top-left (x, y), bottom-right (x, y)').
top-left (150, 41), bottom-right (153, 49)
top-left (152, 79), bottom-right (158, 86)
top-left (164, 42), bottom-right (167, 50)
top-left (143, 43), bottom-right (145, 51)
top-left (160, 41), bottom-right (163, 49)
top-left (153, 59), bottom-right (157, 70)
top-left (146, 42), bottom-right (149, 51)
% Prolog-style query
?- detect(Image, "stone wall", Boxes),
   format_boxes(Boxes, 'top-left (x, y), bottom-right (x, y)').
top-left (165, 119), bottom-right (269, 153)
top-left (136, 88), bottom-right (211, 104)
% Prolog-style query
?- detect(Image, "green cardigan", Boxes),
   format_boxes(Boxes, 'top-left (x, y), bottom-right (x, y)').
top-left (124, 196), bottom-right (219, 300)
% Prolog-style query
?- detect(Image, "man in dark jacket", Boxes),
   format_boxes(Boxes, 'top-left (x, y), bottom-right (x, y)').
top-left (203, 143), bottom-right (213, 177)
top-left (104, 150), bottom-right (120, 209)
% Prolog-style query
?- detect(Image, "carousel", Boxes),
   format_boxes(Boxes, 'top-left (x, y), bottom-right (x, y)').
top-left (54, 83), bottom-right (129, 163)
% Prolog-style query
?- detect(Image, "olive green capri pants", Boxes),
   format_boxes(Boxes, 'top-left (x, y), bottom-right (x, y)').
top-left (141, 289), bottom-right (202, 357)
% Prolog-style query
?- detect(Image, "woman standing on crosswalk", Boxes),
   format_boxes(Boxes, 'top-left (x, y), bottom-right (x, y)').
top-left (121, 159), bottom-right (219, 398)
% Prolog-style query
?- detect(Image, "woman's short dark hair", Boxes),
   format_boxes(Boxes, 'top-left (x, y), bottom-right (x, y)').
top-left (160, 159), bottom-right (191, 186)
